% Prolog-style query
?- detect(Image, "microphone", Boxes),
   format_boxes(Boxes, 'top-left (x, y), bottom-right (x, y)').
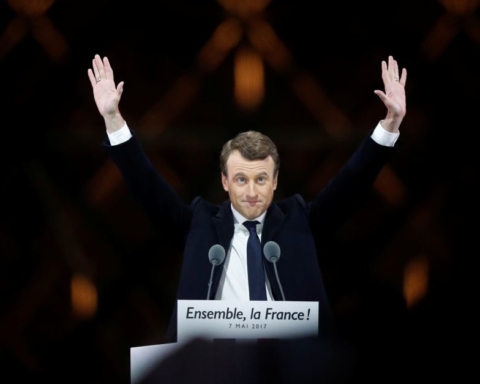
top-left (206, 244), bottom-right (225, 300)
top-left (263, 241), bottom-right (286, 301)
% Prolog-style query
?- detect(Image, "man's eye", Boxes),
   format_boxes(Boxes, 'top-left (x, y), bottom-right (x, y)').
top-left (237, 177), bottom-right (245, 184)
top-left (257, 177), bottom-right (265, 183)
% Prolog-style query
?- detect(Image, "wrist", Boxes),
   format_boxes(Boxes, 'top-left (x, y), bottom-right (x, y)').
top-left (380, 113), bottom-right (403, 133)
top-left (104, 112), bottom-right (125, 134)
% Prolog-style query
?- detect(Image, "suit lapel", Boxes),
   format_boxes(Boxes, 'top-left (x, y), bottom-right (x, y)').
top-left (211, 201), bottom-right (286, 301)
top-left (262, 203), bottom-right (286, 301)
top-left (262, 203), bottom-right (285, 243)
top-left (212, 200), bottom-right (234, 251)
top-left (210, 200), bottom-right (234, 299)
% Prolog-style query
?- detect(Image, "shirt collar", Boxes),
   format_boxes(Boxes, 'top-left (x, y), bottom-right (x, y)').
top-left (230, 204), bottom-right (266, 227)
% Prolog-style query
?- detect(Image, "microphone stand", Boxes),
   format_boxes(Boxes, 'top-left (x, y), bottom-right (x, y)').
top-left (271, 258), bottom-right (286, 301)
top-left (206, 262), bottom-right (217, 300)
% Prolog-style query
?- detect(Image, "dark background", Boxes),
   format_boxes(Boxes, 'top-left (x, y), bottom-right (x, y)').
top-left (0, 0), bottom-right (468, 383)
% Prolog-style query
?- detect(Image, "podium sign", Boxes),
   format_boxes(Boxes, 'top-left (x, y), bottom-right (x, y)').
top-left (177, 300), bottom-right (318, 342)
top-left (131, 300), bottom-right (320, 383)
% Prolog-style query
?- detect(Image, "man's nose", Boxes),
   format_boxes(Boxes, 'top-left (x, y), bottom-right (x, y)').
top-left (247, 182), bottom-right (257, 197)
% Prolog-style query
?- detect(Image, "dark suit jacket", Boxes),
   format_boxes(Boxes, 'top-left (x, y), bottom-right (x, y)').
top-left (104, 130), bottom-right (396, 343)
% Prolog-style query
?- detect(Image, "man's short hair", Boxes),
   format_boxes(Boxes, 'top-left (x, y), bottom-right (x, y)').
top-left (220, 131), bottom-right (280, 176)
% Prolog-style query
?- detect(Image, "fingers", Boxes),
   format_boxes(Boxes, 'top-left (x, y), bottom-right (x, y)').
top-left (381, 56), bottom-right (406, 85)
top-left (95, 54), bottom-right (107, 81)
top-left (92, 56), bottom-right (100, 80)
top-left (384, 55), bottom-right (398, 81)
top-left (103, 56), bottom-right (114, 82)
top-left (373, 90), bottom-right (387, 103)
top-left (400, 67), bottom-right (407, 87)
top-left (380, 60), bottom-right (388, 83)
top-left (90, 54), bottom-right (107, 81)
top-left (117, 81), bottom-right (124, 96)
top-left (388, 55), bottom-right (399, 81)
top-left (88, 54), bottom-right (115, 88)
top-left (87, 68), bottom-right (96, 87)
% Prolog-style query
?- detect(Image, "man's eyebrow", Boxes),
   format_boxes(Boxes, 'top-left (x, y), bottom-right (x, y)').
top-left (232, 171), bottom-right (270, 178)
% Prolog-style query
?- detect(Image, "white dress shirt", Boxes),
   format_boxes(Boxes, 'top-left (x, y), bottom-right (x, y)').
top-left (107, 121), bottom-right (399, 300)
top-left (214, 207), bottom-right (275, 300)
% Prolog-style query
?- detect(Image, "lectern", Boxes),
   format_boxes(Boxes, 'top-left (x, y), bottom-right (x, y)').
top-left (131, 300), bottom-right (353, 384)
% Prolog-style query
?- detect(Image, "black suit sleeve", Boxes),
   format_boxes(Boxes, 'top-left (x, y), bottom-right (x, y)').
top-left (103, 132), bottom-right (191, 247)
top-left (307, 133), bottom-right (396, 236)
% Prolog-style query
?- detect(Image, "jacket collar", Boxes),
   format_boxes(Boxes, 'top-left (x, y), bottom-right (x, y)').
top-left (212, 200), bottom-right (235, 252)
top-left (213, 201), bottom-right (285, 246)
top-left (212, 200), bottom-right (286, 301)
top-left (262, 202), bottom-right (285, 244)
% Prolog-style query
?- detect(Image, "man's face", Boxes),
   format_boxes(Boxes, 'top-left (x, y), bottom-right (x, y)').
top-left (221, 150), bottom-right (278, 220)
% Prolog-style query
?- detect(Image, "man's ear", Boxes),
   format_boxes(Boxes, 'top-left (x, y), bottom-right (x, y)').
top-left (221, 173), bottom-right (229, 191)
top-left (273, 171), bottom-right (279, 191)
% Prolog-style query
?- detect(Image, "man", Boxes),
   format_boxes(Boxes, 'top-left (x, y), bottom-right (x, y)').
top-left (88, 54), bottom-right (407, 343)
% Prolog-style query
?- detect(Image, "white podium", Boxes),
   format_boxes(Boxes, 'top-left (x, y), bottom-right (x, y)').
top-left (131, 300), bottom-right (319, 384)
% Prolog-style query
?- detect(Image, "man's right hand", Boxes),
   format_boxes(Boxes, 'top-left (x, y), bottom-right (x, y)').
top-left (87, 54), bottom-right (125, 133)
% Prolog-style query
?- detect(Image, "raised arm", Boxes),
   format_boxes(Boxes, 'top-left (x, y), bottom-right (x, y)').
top-left (87, 54), bottom-right (125, 134)
top-left (87, 55), bottom-right (191, 245)
top-left (308, 55), bottom-right (407, 234)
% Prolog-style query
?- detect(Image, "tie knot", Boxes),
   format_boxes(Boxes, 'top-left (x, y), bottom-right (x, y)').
top-left (243, 220), bottom-right (260, 233)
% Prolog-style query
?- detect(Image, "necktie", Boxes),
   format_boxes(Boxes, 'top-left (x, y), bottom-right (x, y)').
top-left (243, 220), bottom-right (267, 300)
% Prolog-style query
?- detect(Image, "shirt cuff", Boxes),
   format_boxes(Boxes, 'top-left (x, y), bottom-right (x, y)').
top-left (371, 121), bottom-right (400, 147)
top-left (107, 122), bottom-right (132, 146)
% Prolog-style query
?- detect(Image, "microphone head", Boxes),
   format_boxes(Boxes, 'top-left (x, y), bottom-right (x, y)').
top-left (263, 241), bottom-right (281, 263)
top-left (208, 244), bottom-right (225, 266)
